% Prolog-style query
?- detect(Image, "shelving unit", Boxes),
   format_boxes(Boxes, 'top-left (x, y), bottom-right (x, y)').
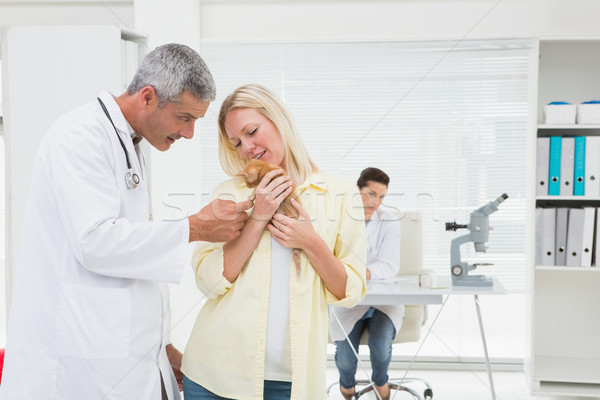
top-left (530, 39), bottom-right (600, 397)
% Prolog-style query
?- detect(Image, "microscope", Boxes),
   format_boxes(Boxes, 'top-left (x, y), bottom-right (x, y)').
top-left (445, 193), bottom-right (508, 286)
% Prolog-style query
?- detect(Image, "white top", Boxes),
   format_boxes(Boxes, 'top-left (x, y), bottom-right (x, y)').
top-left (264, 237), bottom-right (293, 381)
top-left (329, 207), bottom-right (404, 341)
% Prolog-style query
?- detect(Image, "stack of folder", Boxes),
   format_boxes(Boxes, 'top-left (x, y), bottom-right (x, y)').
top-left (536, 207), bottom-right (597, 267)
top-left (536, 136), bottom-right (600, 197)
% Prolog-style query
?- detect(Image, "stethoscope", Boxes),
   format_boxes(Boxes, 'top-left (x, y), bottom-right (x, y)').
top-left (97, 98), bottom-right (140, 190)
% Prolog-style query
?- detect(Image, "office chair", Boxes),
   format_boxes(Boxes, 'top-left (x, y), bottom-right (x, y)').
top-left (328, 211), bottom-right (433, 400)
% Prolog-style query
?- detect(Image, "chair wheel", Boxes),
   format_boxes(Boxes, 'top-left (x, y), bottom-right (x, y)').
top-left (424, 388), bottom-right (433, 399)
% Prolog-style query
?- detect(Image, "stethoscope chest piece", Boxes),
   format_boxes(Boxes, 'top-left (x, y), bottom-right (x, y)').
top-left (125, 169), bottom-right (140, 189)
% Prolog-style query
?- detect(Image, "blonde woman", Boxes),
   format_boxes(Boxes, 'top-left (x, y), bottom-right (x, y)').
top-left (181, 84), bottom-right (367, 399)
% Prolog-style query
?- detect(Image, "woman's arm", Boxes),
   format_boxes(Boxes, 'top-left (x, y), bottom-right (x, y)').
top-left (299, 232), bottom-right (348, 299)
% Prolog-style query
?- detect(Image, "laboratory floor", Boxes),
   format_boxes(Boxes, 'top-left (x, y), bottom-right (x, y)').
top-left (325, 367), bottom-right (600, 400)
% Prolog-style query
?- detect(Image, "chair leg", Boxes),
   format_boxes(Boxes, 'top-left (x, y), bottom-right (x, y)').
top-left (344, 378), bottom-right (433, 400)
top-left (388, 377), bottom-right (433, 400)
top-left (389, 383), bottom-right (421, 399)
top-left (352, 380), bottom-right (424, 400)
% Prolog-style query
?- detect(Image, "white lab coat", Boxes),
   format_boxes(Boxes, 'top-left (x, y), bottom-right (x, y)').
top-left (0, 91), bottom-right (188, 400)
top-left (329, 207), bottom-right (404, 341)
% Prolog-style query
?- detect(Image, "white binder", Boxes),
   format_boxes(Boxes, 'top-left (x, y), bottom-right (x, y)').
top-left (539, 207), bottom-right (556, 266)
top-left (566, 208), bottom-right (585, 266)
top-left (585, 136), bottom-right (600, 197)
top-left (554, 208), bottom-right (568, 266)
top-left (560, 137), bottom-right (575, 196)
top-left (580, 207), bottom-right (596, 267)
top-left (536, 137), bottom-right (550, 196)
top-left (535, 208), bottom-right (543, 264)
top-left (596, 207), bottom-right (600, 267)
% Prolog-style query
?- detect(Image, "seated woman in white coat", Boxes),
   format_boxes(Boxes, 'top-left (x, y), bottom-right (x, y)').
top-left (329, 167), bottom-right (403, 400)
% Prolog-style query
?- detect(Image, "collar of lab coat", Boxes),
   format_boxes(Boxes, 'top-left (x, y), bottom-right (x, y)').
top-left (365, 207), bottom-right (381, 240)
top-left (98, 90), bottom-right (136, 140)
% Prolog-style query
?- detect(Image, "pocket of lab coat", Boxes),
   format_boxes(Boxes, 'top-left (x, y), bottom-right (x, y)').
top-left (58, 284), bottom-right (131, 359)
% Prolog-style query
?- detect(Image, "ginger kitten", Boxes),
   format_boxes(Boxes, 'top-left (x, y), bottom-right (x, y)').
top-left (237, 159), bottom-right (302, 277)
top-left (237, 159), bottom-right (299, 218)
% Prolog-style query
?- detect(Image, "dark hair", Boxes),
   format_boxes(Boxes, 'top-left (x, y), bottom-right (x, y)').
top-left (357, 167), bottom-right (390, 188)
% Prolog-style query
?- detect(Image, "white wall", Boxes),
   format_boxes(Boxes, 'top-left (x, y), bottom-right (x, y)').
top-left (0, 0), bottom-right (134, 28)
top-left (195, 0), bottom-right (600, 42)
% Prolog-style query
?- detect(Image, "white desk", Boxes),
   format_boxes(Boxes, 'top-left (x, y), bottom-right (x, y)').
top-left (362, 275), bottom-right (505, 305)
top-left (356, 275), bottom-right (506, 400)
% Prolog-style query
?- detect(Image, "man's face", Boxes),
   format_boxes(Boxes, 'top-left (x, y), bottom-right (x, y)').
top-left (141, 90), bottom-right (210, 152)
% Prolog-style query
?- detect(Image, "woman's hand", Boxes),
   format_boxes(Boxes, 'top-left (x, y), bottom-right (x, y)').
top-left (268, 199), bottom-right (317, 249)
top-left (251, 169), bottom-right (294, 223)
top-left (270, 199), bottom-right (348, 299)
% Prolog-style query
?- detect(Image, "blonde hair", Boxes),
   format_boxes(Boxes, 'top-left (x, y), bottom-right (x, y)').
top-left (218, 84), bottom-right (318, 185)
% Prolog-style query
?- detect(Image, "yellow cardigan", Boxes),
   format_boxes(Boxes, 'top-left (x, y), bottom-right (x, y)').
top-left (182, 171), bottom-right (367, 400)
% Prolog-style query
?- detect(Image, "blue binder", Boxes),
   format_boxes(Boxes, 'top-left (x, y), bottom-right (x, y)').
top-left (573, 136), bottom-right (586, 196)
top-left (548, 136), bottom-right (562, 196)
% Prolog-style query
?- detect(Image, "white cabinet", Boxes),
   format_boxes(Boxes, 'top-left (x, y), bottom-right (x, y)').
top-left (530, 39), bottom-right (600, 397)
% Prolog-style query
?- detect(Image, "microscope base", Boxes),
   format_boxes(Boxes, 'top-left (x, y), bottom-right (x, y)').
top-left (452, 275), bottom-right (493, 287)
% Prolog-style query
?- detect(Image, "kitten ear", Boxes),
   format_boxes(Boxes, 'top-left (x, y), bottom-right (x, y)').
top-left (237, 167), bottom-right (259, 186)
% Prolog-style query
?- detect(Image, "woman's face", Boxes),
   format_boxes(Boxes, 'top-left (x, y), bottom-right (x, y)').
top-left (359, 180), bottom-right (388, 221)
top-left (224, 108), bottom-right (286, 168)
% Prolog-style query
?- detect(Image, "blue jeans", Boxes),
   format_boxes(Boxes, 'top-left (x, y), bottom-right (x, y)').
top-left (334, 308), bottom-right (396, 389)
top-left (182, 375), bottom-right (292, 400)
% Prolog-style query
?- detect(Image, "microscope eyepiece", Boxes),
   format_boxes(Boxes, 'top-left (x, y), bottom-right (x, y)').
top-left (445, 222), bottom-right (468, 231)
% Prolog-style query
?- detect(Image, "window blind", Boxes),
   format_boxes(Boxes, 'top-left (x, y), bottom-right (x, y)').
top-left (196, 39), bottom-right (534, 291)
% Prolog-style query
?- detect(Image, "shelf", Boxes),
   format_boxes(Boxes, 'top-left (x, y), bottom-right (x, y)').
top-left (537, 196), bottom-right (600, 200)
top-left (530, 38), bottom-right (600, 398)
top-left (538, 124), bottom-right (600, 130)
top-left (535, 266), bottom-right (600, 272)
top-left (534, 380), bottom-right (600, 397)
top-left (534, 356), bottom-right (600, 386)
top-left (537, 125), bottom-right (600, 137)
top-left (536, 197), bottom-right (600, 207)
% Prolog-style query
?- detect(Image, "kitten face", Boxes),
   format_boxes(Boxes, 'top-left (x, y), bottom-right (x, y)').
top-left (237, 159), bottom-right (300, 220)
top-left (237, 159), bottom-right (284, 188)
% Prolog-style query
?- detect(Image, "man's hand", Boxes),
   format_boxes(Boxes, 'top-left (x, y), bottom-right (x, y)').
top-left (188, 199), bottom-right (253, 243)
top-left (165, 344), bottom-right (183, 391)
